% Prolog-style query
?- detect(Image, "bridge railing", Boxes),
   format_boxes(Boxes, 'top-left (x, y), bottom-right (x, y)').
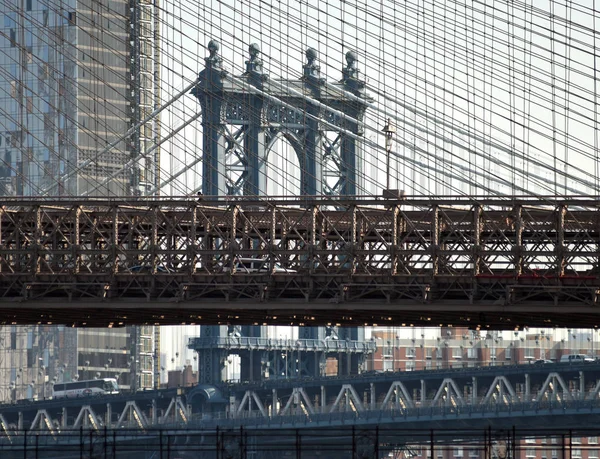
top-left (191, 398), bottom-right (600, 429)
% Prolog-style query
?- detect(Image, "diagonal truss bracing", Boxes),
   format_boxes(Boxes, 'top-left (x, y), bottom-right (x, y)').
top-left (1, 198), bottom-right (600, 326)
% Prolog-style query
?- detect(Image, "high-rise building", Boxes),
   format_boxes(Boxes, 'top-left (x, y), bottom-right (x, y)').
top-left (0, 0), bottom-right (161, 401)
top-left (0, 0), bottom-right (160, 195)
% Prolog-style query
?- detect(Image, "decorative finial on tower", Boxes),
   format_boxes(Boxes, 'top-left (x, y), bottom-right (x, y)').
top-left (346, 50), bottom-right (357, 68)
top-left (342, 49), bottom-right (365, 94)
top-left (192, 39), bottom-right (226, 97)
top-left (206, 39), bottom-right (222, 68)
top-left (304, 47), bottom-right (323, 82)
top-left (246, 43), bottom-right (264, 75)
top-left (249, 43), bottom-right (260, 58)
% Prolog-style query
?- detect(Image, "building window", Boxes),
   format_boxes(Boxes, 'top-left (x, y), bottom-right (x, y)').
top-left (505, 346), bottom-right (512, 360)
top-left (406, 360), bottom-right (416, 372)
top-left (407, 347), bottom-right (416, 358)
top-left (526, 448), bottom-right (536, 458)
top-left (551, 449), bottom-right (558, 459)
top-left (589, 437), bottom-right (598, 445)
top-left (383, 359), bottom-right (393, 372)
top-left (469, 449), bottom-right (479, 457)
top-left (454, 447), bottom-right (463, 458)
top-left (452, 347), bottom-right (463, 359)
top-left (140, 373), bottom-right (152, 388)
top-left (426, 348), bottom-right (432, 359)
top-left (467, 348), bottom-right (477, 359)
top-left (589, 450), bottom-right (599, 459)
top-left (572, 437), bottom-right (582, 445)
top-left (541, 449), bottom-right (548, 459)
top-left (425, 360), bottom-right (432, 370)
top-left (571, 449), bottom-right (582, 459)
top-left (525, 347), bottom-right (535, 359)
top-left (526, 438), bottom-right (537, 444)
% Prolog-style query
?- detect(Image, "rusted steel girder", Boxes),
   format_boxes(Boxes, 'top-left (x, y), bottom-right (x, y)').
top-left (0, 197), bottom-right (599, 328)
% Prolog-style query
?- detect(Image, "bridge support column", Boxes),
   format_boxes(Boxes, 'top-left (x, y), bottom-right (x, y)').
top-left (105, 404), bottom-right (111, 427)
top-left (370, 383), bottom-right (376, 410)
top-left (240, 349), bottom-right (263, 382)
top-left (191, 41), bottom-right (228, 197)
top-left (243, 45), bottom-right (268, 196)
top-left (337, 352), bottom-right (362, 376)
top-left (525, 373), bottom-right (530, 401)
top-left (152, 399), bottom-right (157, 425)
top-left (579, 371), bottom-right (585, 400)
top-left (472, 377), bottom-right (478, 405)
top-left (301, 48), bottom-right (323, 196)
top-left (321, 385), bottom-right (326, 413)
top-left (62, 407), bottom-right (67, 428)
top-left (339, 50), bottom-right (367, 195)
top-left (17, 411), bottom-right (22, 430)
top-left (197, 325), bottom-right (228, 384)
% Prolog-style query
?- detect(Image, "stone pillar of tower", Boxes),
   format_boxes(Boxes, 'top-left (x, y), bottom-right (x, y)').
top-left (191, 40), bottom-right (228, 197)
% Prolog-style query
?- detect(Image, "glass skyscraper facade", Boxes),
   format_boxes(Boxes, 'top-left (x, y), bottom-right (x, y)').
top-left (0, 0), bottom-right (160, 401)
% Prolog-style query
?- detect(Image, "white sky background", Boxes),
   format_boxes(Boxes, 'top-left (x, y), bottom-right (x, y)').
top-left (156, 0), bottom-right (600, 198)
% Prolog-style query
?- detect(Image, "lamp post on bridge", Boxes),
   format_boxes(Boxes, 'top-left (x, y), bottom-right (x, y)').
top-left (382, 119), bottom-right (400, 198)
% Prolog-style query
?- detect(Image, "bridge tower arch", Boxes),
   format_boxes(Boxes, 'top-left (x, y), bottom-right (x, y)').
top-left (191, 41), bottom-right (371, 198)
top-left (191, 40), bottom-right (372, 384)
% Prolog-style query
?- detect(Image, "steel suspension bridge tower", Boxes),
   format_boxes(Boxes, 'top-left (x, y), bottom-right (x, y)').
top-left (190, 41), bottom-right (374, 384)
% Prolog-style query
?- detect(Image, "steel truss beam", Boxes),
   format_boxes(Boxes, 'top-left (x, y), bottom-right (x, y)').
top-left (1, 197), bottom-right (600, 327)
top-left (3, 364), bottom-right (600, 435)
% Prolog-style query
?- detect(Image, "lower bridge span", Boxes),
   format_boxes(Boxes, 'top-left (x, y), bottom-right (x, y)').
top-left (1, 363), bottom-right (600, 457)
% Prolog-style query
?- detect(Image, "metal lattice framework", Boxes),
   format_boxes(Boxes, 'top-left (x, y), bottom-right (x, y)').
top-left (1, 196), bottom-right (600, 327)
top-left (3, 363), bottom-right (600, 445)
top-left (190, 42), bottom-right (370, 198)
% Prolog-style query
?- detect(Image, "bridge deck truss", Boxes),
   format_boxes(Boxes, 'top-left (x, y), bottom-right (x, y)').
top-left (2, 363), bottom-right (600, 445)
top-left (1, 197), bottom-right (600, 327)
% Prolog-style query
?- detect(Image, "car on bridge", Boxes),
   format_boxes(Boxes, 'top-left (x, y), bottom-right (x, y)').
top-left (532, 359), bottom-right (554, 365)
top-left (560, 354), bottom-right (595, 363)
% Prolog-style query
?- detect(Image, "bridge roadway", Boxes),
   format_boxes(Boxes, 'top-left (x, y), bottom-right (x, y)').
top-left (2, 361), bottom-right (600, 457)
top-left (2, 196), bottom-right (600, 328)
